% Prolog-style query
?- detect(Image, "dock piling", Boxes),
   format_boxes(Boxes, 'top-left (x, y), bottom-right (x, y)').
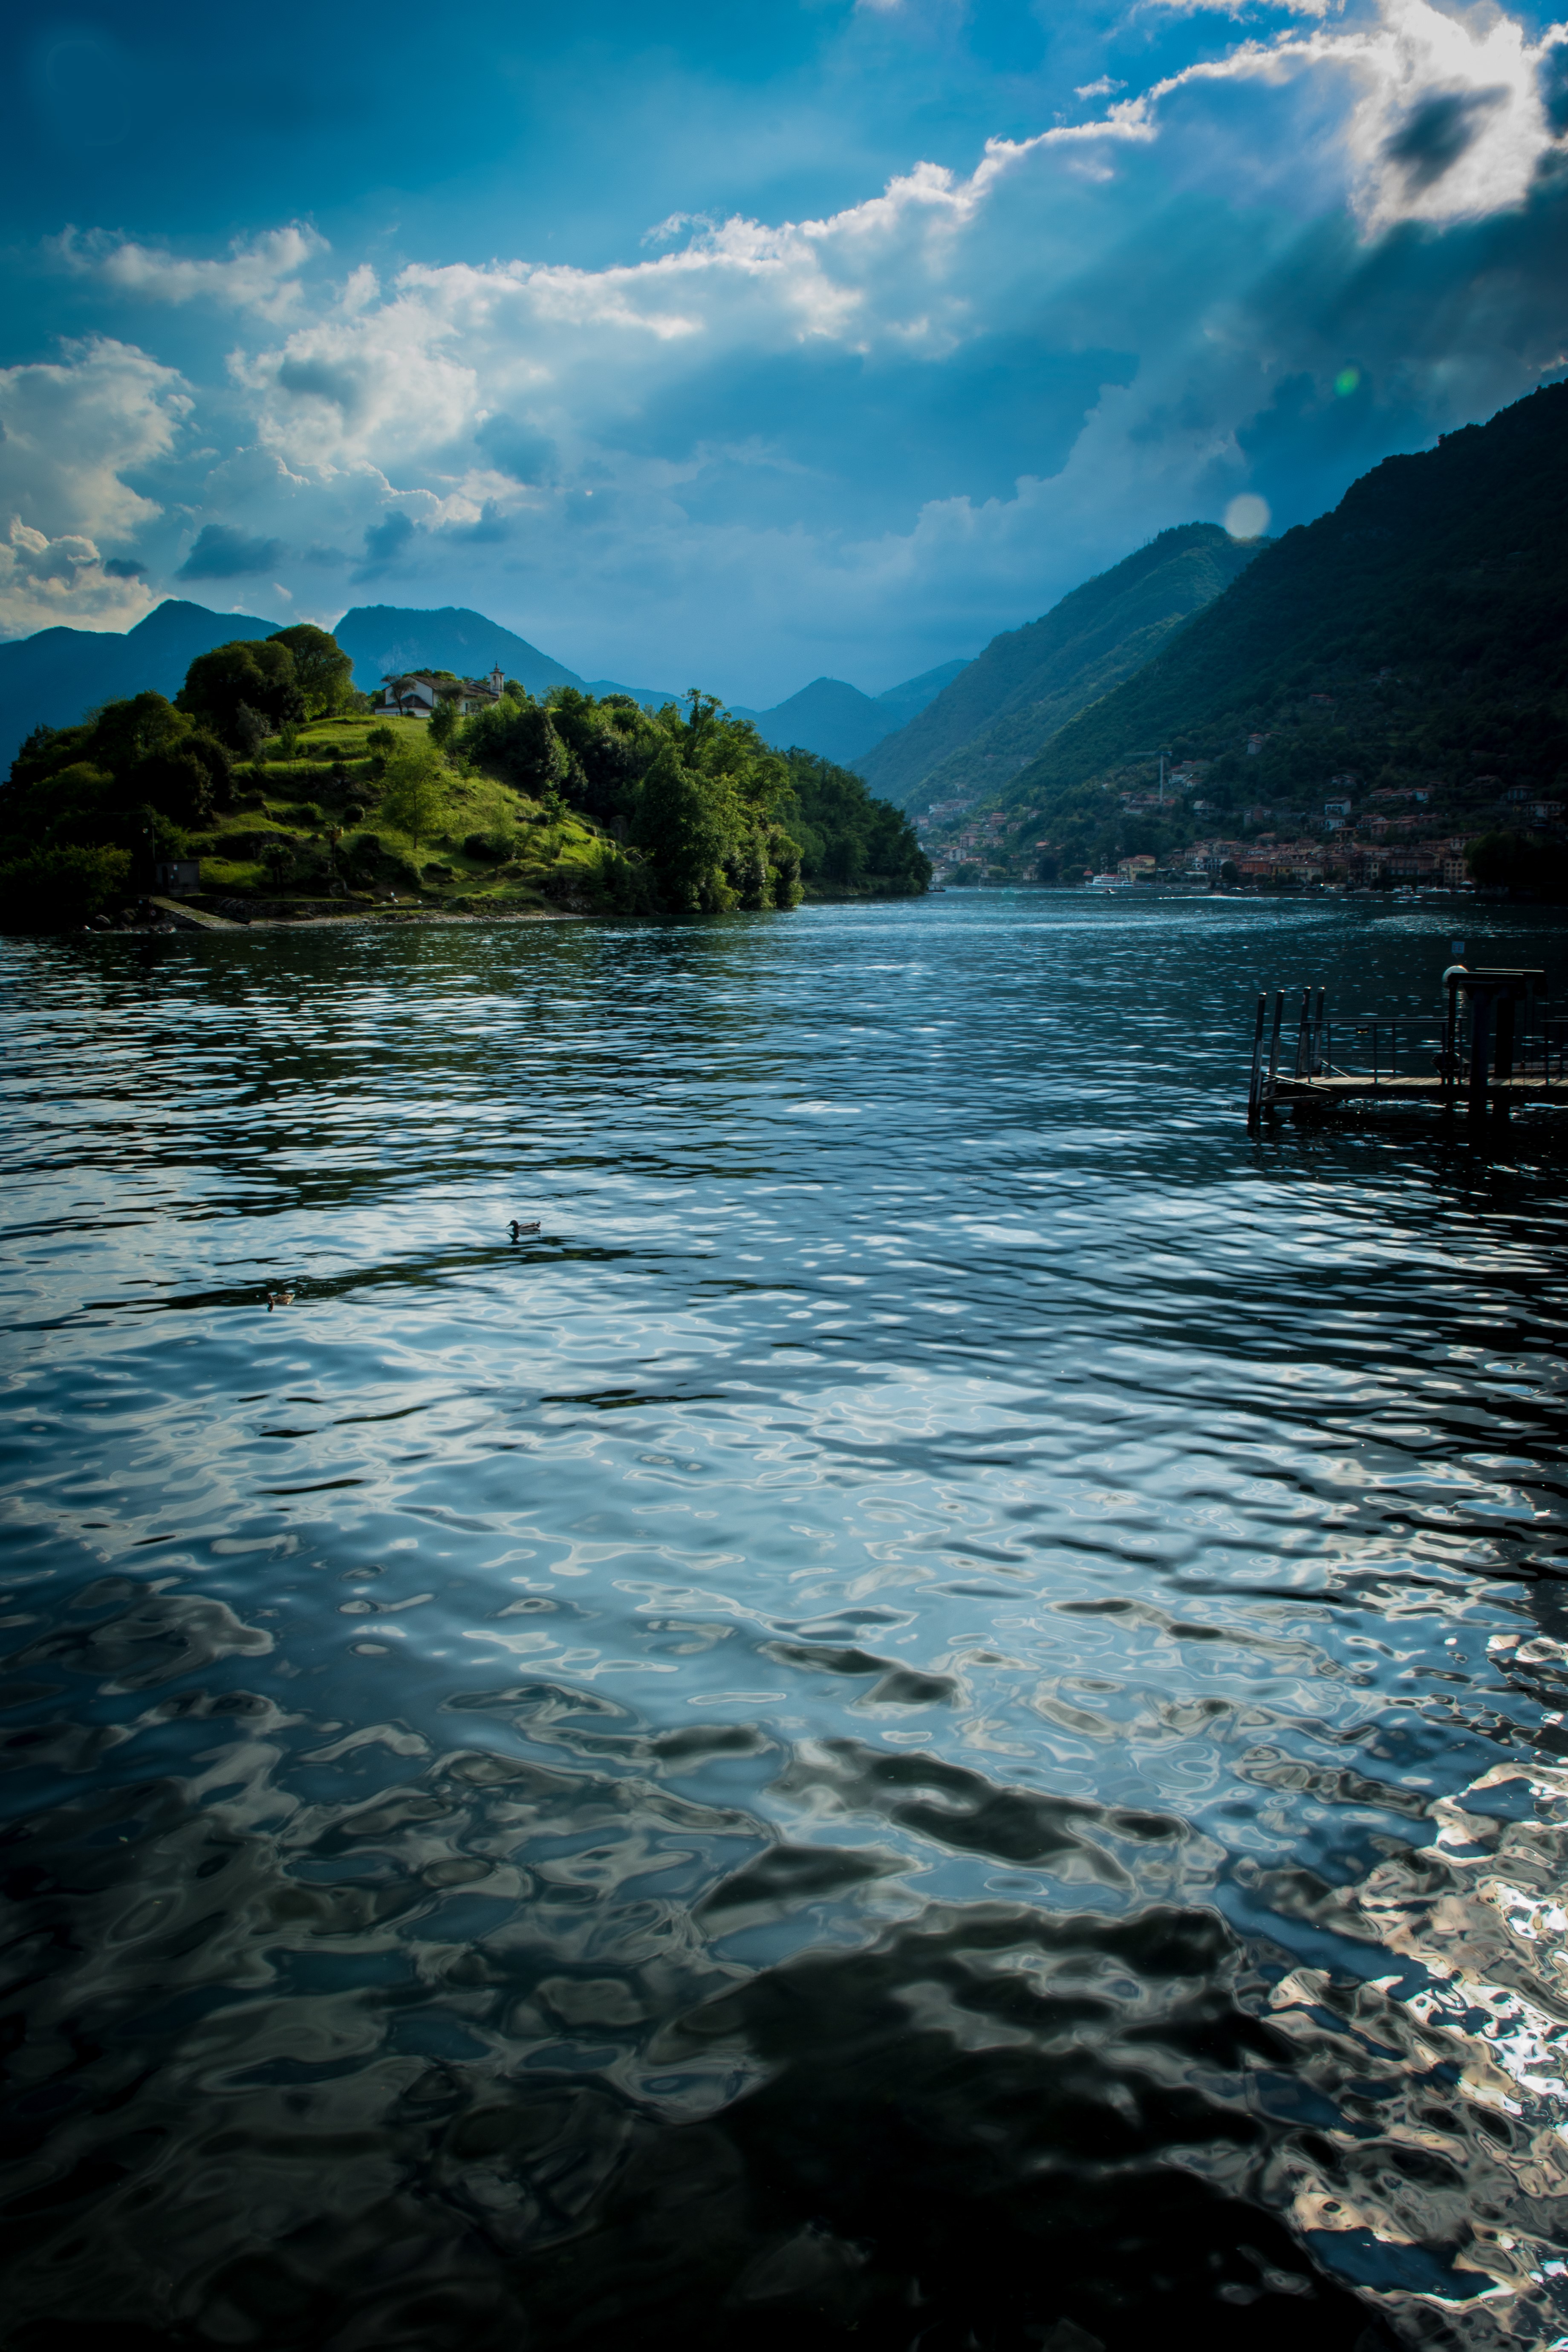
top-left (1265, 990), bottom-right (1285, 1104)
top-left (1495, 994), bottom-right (1516, 1123)
top-left (1467, 990), bottom-right (1492, 1121)
top-left (1247, 993), bottom-right (1267, 1128)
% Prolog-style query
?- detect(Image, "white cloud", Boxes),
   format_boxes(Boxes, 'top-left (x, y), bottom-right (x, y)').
top-left (0, 519), bottom-right (155, 637)
top-left (0, 338), bottom-right (192, 632)
top-left (217, 0), bottom-right (1562, 498)
top-left (1084, 0), bottom-right (1568, 228)
top-left (1335, 0), bottom-right (1568, 229)
top-left (52, 224), bottom-right (328, 319)
top-left (1138, 0), bottom-right (1340, 17)
top-left (0, 338), bottom-right (186, 541)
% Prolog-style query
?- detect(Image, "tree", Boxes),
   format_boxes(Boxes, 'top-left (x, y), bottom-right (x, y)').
top-left (267, 625), bottom-right (354, 717)
top-left (377, 740), bottom-right (452, 862)
top-left (178, 641), bottom-right (304, 747)
top-left (463, 698), bottom-right (570, 798)
top-left (233, 703), bottom-right (269, 761)
top-left (429, 695), bottom-right (461, 750)
top-left (0, 694), bottom-right (234, 855)
top-left (631, 743), bottom-right (741, 913)
top-left (776, 750), bottom-right (930, 897)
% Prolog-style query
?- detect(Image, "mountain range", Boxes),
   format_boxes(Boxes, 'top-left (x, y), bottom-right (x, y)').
top-left (0, 600), bottom-right (966, 775)
top-left (986, 375), bottom-right (1568, 828)
top-left (12, 375), bottom-right (1547, 819)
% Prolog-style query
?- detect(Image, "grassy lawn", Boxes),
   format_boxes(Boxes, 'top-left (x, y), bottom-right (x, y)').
top-left (189, 712), bottom-right (610, 911)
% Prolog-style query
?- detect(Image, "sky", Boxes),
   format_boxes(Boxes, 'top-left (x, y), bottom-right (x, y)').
top-left (2, 0), bottom-right (1566, 703)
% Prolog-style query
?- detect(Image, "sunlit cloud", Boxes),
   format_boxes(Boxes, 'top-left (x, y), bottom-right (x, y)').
top-left (50, 224), bottom-right (328, 319)
top-left (12, 0), bottom-right (1568, 689)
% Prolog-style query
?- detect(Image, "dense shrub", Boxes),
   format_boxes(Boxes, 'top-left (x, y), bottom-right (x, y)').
top-left (0, 844), bottom-right (132, 930)
top-left (463, 828), bottom-right (517, 863)
top-left (778, 751), bottom-right (930, 896)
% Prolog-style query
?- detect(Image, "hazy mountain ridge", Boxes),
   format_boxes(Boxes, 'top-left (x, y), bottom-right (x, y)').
top-left (730, 660), bottom-right (970, 764)
top-left (856, 525), bottom-right (1262, 812)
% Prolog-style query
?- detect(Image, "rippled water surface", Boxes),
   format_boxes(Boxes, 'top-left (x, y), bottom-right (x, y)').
top-left (4, 894), bottom-right (1568, 2351)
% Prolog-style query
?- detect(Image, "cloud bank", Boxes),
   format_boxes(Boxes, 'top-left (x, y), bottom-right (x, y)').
top-left (5, 0), bottom-right (1567, 698)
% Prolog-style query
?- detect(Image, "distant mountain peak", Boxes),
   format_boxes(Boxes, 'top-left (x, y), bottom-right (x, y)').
top-left (730, 661), bottom-right (972, 765)
top-left (331, 605), bottom-right (583, 695)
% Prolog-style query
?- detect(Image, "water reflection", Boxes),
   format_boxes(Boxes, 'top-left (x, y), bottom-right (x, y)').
top-left (2, 895), bottom-right (1567, 2346)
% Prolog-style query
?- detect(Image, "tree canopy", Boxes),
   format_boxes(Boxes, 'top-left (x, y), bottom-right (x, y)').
top-left (1, 691), bottom-right (234, 855)
top-left (377, 738), bottom-right (452, 858)
top-left (267, 625), bottom-right (355, 717)
top-left (777, 750), bottom-right (931, 895)
top-left (177, 640), bottom-right (305, 748)
top-left (458, 685), bottom-right (813, 912)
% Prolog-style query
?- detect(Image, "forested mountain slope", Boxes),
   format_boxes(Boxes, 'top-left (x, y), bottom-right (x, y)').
top-left (856, 525), bottom-right (1261, 811)
top-left (1002, 380), bottom-right (1568, 823)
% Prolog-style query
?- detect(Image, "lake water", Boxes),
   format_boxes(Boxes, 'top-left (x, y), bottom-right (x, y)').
top-left (3, 892), bottom-right (1568, 2352)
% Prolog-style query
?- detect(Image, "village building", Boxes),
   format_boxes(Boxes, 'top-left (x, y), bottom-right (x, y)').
top-left (375, 666), bottom-right (508, 718)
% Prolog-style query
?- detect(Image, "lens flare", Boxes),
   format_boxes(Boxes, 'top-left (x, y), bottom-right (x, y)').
top-left (1335, 367), bottom-right (1362, 397)
top-left (1224, 493), bottom-right (1270, 541)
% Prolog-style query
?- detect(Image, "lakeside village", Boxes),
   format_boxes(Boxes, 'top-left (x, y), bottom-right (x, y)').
top-left (914, 703), bottom-right (1561, 894)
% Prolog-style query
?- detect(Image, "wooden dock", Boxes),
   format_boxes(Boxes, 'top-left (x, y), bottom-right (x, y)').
top-left (1247, 966), bottom-right (1565, 1124)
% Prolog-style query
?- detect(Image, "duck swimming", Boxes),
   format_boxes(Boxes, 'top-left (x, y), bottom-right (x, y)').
top-left (266, 1289), bottom-right (296, 1310)
top-left (509, 1220), bottom-right (540, 1239)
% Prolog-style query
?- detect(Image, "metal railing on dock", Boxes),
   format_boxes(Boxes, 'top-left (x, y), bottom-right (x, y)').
top-left (1247, 966), bottom-right (1562, 1125)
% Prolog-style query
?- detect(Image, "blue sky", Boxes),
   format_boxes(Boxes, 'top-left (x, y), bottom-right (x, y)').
top-left (3, 0), bottom-right (1566, 701)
